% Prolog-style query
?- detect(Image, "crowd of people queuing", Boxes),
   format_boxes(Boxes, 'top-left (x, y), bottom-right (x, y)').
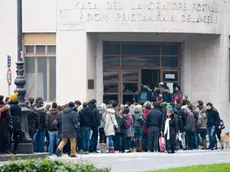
top-left (0, 82), bottom-right (226, 157)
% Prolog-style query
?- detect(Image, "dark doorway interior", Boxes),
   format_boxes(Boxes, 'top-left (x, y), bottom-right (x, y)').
top-left (141, 70), bottom-right (160, 90)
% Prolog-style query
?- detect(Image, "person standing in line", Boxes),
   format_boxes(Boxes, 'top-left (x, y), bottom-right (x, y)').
top-left (146, 102), bottom-right (162, 152)
top-left (89, 99), bottom-right (100, 153)
top-left (143, 102), bottom-right (151, 152)
top-left (56, 102), bottom-right (78, 157)
top-left (206, 103), bottom-right (220, 150)
top-left (104, 104), bottom-right (118, 153)
top-left (133, 105), bottom-right (145, 152)
top-left (33, 100), bottom-right (47, 153)
top-left (174, 104), bottom-right (187, 150)
top-left (185, 105), bottom-right (196, 150)
top-left (46, 102), bottom-right (60, 155)
top-left (98, 103), bottom-right (107, 153)
top-left (79, 102), bottom-right (93, 154)
top-left (164, 107), bottom-right (178, 154)
top-left (7, 93), bottom-right (22, 154)
top-left (0, 96), bottom-right (12, 154)
top-left (73, 100), bottom-right (82, 152)
top-left (123, 106), bottom-right (134, 153)
top-left (196, 100), bottom-right (207, 149)
top-left (114, 106), bottom-right (126, 153)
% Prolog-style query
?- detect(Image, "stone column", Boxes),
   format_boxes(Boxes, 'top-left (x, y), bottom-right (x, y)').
top-left (219, 31), bottom-right (229, 122)
top-left (96, 40), bottom-right (103, 106)
top-left (181, 41), bottom-right (192, 100)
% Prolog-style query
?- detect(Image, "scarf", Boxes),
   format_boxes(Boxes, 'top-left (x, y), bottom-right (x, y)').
top-left (164, 118), bottom-right (171, 140)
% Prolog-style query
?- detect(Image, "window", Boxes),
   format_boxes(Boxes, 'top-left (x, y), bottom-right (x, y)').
top-left (24, 45), bottom-right (56, 101)
top-left (122, 44), bottom-right (160, 55)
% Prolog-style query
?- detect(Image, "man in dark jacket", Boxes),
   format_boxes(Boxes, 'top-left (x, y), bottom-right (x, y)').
top-left (206, 102), bottom-right (220, 150)
top-left (79, 102), bottom-right (93, 153)
top-left (46, 102), bottom-right (60, 155)
top-left (185, 105), bottom-right (196, 150)
top-left (33, 100), bottom-right (47, 153)
top-left (89, 99), bottom-right (100, 153)
top-left (174, 104), bottom-right (187, 149)
top-left (56, 102), bottom-right (78, 157)
top-left (146, 102), bottom-right (162, 152)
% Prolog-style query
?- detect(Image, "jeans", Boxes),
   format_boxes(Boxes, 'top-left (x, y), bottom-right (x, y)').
top-left (134, 127), bottom-right (144, 141)
top-left (90, 127), bottom-right (98, 152)
top-left (58, 138), bottom-right (76, 156)
top-left (114, 133), bottom-right (125, 152)
top-left (33, 129), bottom-right (46, 152)
top-left (108, 135), bottom-right (114, 148)
top-left (48, 131), bottom-right (59, 155)
top-left (142, 134), bottom-right (148, 152)
top-left (147, 126), bottom-right (160, 152)
top-left (180, 132), bottom-right (186, 149)
top-left (126, 137), bottom-right (131, 150)
top-left (186, 131), bottom-right (194, 149)
top-left (99, 128), bottom-right (106, 144)
top-left (80, 127), bottom-right (91, 152)
top-left (207, 126), bottom-right (216, 149)
top-left (194, 133), bottom-right (199, 149)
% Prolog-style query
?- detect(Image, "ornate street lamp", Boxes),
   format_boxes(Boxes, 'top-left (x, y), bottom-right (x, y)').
top-left (14, 0), bottom-right (33, 154)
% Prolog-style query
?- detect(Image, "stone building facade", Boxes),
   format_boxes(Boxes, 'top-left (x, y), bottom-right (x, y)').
top-left (1, 0), bottom-right (230, 129)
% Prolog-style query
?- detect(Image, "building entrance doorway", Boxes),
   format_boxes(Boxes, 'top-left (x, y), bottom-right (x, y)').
top-left (141, 70), bottom-right (160, 90)
top-left (103, 42), bottom-right (181, 104)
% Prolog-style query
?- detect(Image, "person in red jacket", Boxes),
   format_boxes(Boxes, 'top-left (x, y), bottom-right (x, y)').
top-left (142, 102), bottom-right (151, 152)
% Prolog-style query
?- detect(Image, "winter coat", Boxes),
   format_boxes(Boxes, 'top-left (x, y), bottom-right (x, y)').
top-left (164, 114), bottom-right (179, 137)
top-left (173, 108), bottom-right (186, 132)
top-left (146, 108), bottom-right (162, 128)
top-left (198, 107), bottom-right (207, 129)
top-left (28, 108), bottom-right (39, 131)
top-left (160, 88), bottom-right (172, 103)
top-left (9, 101), bottom-right (22, 132)
top-left (143, 108), bottom-right (150, 134)
top-left (60, 107), bottom-right (78, 138)
top-left (90, 105), bottom-right (100, 128)
top-left (79, 107), bottom-right (93, 128)
top-left (164, 114), bottom-right (178, 150)
top-left (186, 112), bottom-right (196, 132)
top-left (206, 108), bottom-right (220, 128)
top-left (115, 114), bottom-right (125, 134)
top-left (123, 113), bottom-right (134, 137)
top-left (133, 108), bottom-right (145, 128)
top-left (0, 104), bottom-right (11, 139)
top-left (34, 108), bottom-right (47, 130)
top-left (46, 108), bottom-right (60, 131)
top-left (98, 107), bottom-right (106, 129)
top-left (104, 108), bottom-right (118, 136)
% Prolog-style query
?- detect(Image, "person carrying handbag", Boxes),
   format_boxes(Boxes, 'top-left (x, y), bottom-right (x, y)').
top-left (104, 105), bottom-right (118, 153)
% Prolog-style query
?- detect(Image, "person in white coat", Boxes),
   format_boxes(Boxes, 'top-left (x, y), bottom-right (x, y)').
top-left (104, 105), bottom-right (118, 153)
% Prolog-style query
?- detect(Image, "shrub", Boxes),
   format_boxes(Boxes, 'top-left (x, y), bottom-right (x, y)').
top-left (0, 159), bottom-right (110, 172)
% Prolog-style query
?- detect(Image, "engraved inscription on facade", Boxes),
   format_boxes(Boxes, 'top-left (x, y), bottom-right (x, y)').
top-left (59, 1), bottom-right (220, 24)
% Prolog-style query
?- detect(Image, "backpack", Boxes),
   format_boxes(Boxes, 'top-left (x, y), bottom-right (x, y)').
top-left (124, 116), bottom-right (131, 129)
top-left (137, 116), bottom-right (145, 125)
top-left (140, 92), bottom-right (148, 103)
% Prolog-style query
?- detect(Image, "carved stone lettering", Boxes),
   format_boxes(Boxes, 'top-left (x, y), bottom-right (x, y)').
top-left (107, 1), bottom-right (118, 10)
top-left (88, 13), bottom-right (108, 21)
top-left (76, 2), bottom-right (97, 10)
top-left (60, 1), bottom-right (220, 24)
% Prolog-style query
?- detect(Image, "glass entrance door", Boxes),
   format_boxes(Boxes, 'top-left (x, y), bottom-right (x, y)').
top-left (103, 70), bottom-right (120, 104)
top-left (122, 70), bottom-right (141, 104)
